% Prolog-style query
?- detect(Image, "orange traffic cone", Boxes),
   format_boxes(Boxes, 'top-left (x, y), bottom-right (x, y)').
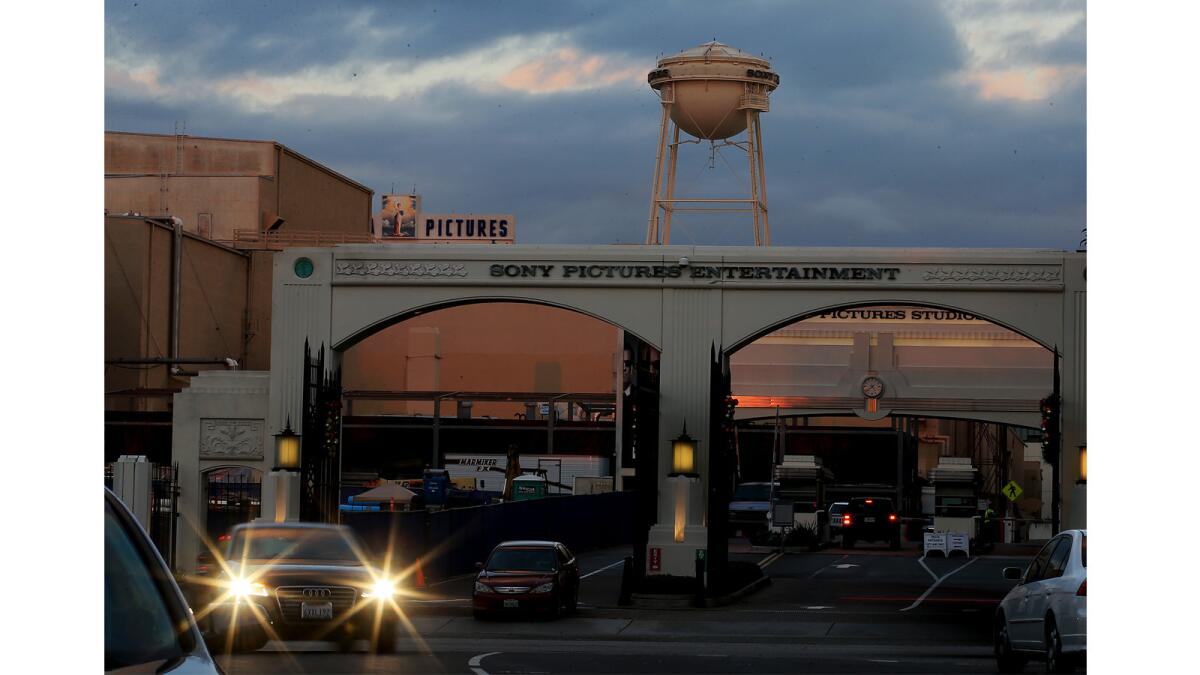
top-left (413, 558), bottom-right (426, 589)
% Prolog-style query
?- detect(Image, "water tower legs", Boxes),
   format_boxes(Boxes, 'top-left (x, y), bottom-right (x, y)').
top-left (745, 110), bottom-right (762, 245)
top-left (645, 106), bottom-right (771, 246)
top-left (646, 104), bottom-right (672, 245)
top-left (662, 125), bottom-right (681, 244)
top-left (753, 111), bottom-right (770, 245)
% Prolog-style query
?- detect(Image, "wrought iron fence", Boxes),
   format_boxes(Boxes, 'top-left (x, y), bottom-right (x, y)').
top-left (149, 463), bottom-right (180, 569)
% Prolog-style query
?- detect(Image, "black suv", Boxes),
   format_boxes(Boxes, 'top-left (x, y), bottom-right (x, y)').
top-left (841, 497), bottom-right (901, 549)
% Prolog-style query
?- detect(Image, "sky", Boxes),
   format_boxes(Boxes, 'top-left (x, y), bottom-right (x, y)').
top-left (104, 0), bottom-right (1086, 249)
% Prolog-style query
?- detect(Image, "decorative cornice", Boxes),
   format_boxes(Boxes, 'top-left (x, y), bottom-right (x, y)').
top-left (922, 267), bottom-right (1061, 283)
top-left (335, 261), bottom-right (468, 278)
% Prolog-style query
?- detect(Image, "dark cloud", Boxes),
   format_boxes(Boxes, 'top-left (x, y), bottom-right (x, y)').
top-left (104, 0), bottom-right (1086, 249)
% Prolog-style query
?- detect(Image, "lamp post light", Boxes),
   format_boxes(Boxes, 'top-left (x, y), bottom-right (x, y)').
top-left (267, 420), bottom-right (301, 522)
top-left (670, 424), bottom-right (698, 477)
top-left (669, 423), bottom-right (700, 543)
top-left (274, 422), bottom-right (301, 471)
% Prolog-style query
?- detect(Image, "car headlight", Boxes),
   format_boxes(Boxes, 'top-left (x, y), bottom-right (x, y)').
top-left (530, 582), bottom-right (554, 594)
top-left (230, 578), bottom-right (268, 597)
top-left (474, 581), bottom-right (492, 594)
top-left (362, 579), bottom-right (398, 598)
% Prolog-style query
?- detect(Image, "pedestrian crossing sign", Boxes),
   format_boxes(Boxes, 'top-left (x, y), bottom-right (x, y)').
top-left (1002, 480), bottom-right (1024, 502)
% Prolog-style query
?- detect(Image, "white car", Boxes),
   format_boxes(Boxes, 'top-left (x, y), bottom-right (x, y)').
top-left (106, 488), bottom-right (219, 673)
top-left (994, 529), bottom-right (1087, 673)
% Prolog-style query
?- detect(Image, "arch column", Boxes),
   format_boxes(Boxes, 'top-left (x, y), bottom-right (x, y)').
top-left (1060, 257), bottom-right (1087, 530)
top-left (646, 288), bottom-right (724, 575)
top-left (267, 249), bottom-right (336, 444)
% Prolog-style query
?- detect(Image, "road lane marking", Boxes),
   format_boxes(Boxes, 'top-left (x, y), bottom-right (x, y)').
top-left (759, 552), bottom-right (784, 569)
top-left (899, 557), bottom-right (978, 612)
top-left (580, 559), bottom-right (626, 579)
top-left (808, 554), bottom-right (849, 579)
top-left (469, 651), bottom-right (501, 675)
top-left (917, 555), bottom-right (940, 582)
top-left (429, 572), bottom-right (476, 587)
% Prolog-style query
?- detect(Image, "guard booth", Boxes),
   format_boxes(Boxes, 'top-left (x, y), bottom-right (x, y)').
top-left (929, 457), bottom-right (981, 541)
top-left (773, 455), bottom-right (834, 542)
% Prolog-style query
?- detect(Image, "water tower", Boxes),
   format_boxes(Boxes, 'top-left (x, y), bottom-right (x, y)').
top-left (645, 41), bottom-right (779, 245)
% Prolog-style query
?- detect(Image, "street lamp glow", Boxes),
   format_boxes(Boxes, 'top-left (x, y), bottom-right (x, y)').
top-left (274, 422), bottom-right (300, 471)
top-left (671, 425), bottom-right (697, 476)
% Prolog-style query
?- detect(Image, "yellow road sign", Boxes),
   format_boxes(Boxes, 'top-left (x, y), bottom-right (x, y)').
top-left (1002, 480), bottom-right (1024, 502)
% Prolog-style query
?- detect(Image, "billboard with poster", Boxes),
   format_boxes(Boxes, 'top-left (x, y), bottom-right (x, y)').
top-left (375, 193), bottom-right (420, 238)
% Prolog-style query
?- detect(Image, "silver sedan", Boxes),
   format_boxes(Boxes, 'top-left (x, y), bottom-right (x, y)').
top-left (994, 529), bottom-right (1087, 673)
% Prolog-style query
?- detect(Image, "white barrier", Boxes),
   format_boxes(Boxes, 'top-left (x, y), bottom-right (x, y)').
top-left (923, 532), bottom-right (970, 556)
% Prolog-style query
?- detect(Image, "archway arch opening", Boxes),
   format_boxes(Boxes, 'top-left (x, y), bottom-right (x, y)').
top-left (338, 300), bottom-right (656, 499)
top-left (202, 465), bottom-right (263, 542)
top-left (724, 303), bottom-right (1055, 542)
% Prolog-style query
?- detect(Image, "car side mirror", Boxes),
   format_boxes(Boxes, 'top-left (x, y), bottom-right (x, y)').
top-left (475, 562), bottom-right (484, 570)
top-left (1003, 567), bottom-right (1023, 581)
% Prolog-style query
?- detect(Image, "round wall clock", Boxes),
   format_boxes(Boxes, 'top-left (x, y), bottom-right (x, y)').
top-left (861, 376), bottom-right (885, 399)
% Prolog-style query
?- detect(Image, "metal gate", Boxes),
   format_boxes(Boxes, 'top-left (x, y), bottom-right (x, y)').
top-left (203, 466), bottom-right (261, 544)
top-left (623, 333), bottom-right (659, 579)
top-left (706, 346), bottom-right (737, 587)
top-left (149, 462), bottom-right (180, 569)
top-left (301, 340), bottom-right (343, 523)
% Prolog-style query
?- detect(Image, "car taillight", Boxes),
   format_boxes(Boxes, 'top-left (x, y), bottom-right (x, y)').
top-left (843, 514), bottom-right (852, 525)
top-left (1076, 579), bottom-right (1086, 596)
top-left (888, 514), bottom-right (897, 521)
top-left (865, 499), bottom-right (873, 504)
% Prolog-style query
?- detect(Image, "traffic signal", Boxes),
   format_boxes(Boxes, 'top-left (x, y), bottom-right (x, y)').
top-left (1040, 394), bottom-right (1060, 466)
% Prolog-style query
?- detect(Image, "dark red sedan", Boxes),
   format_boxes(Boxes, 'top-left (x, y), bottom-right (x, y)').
top-left (472, 541), bottom-right (580, 619)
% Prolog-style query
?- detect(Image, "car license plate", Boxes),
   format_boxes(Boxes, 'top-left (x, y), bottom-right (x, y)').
top-left (301, 602), bottom-right (333, 620)
top-left (864, 517), bottom-right (876, 523)
top-left (503, 599), bottom-right (519, 608)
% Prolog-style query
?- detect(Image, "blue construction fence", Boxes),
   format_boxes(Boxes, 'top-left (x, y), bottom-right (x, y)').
top-left (342, 491), bottom-right (635, 582)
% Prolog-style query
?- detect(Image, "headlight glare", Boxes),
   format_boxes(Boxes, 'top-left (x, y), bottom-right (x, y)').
top-left (230, 578), bottom-right (268, 597)
top-left (362, 579), bottom-right (398, 598)
top-left (531, 582), bottom-right (554, 594)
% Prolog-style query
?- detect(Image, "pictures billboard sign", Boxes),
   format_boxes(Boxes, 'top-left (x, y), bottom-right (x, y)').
top-left (419, 214), bottom-right (515, 243)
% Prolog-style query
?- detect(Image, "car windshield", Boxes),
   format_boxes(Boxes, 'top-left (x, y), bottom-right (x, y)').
top-left (487, 547), bottom-right (557, 572)
top-left (733, 484), bottom-right (772, 501)
top-left (105, 499), bottom-right (186, 671)
top-left (228, 527), bottom-right (359, 562)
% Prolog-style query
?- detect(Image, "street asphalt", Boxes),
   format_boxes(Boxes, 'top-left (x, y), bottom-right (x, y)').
top-left (211, 538), bottom-right (1076, 674)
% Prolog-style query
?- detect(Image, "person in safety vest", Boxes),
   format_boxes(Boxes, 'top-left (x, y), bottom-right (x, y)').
top-left (982, 504), bottom-right (997, 548)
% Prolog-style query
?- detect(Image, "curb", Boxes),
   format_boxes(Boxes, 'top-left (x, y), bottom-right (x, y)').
top-left (627, 574), bottom-right (772, 609)
top-left (628, 592), bottom-right (695, 609)
top-left (705, 574), bottom-right (772, 607)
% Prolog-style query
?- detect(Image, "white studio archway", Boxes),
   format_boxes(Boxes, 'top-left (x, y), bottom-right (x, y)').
top-left (265, 244), bottom-right (1085, 576)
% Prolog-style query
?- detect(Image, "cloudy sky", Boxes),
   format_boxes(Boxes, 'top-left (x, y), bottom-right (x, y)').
top-left (105, 0), bottom-right (1085, 248)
